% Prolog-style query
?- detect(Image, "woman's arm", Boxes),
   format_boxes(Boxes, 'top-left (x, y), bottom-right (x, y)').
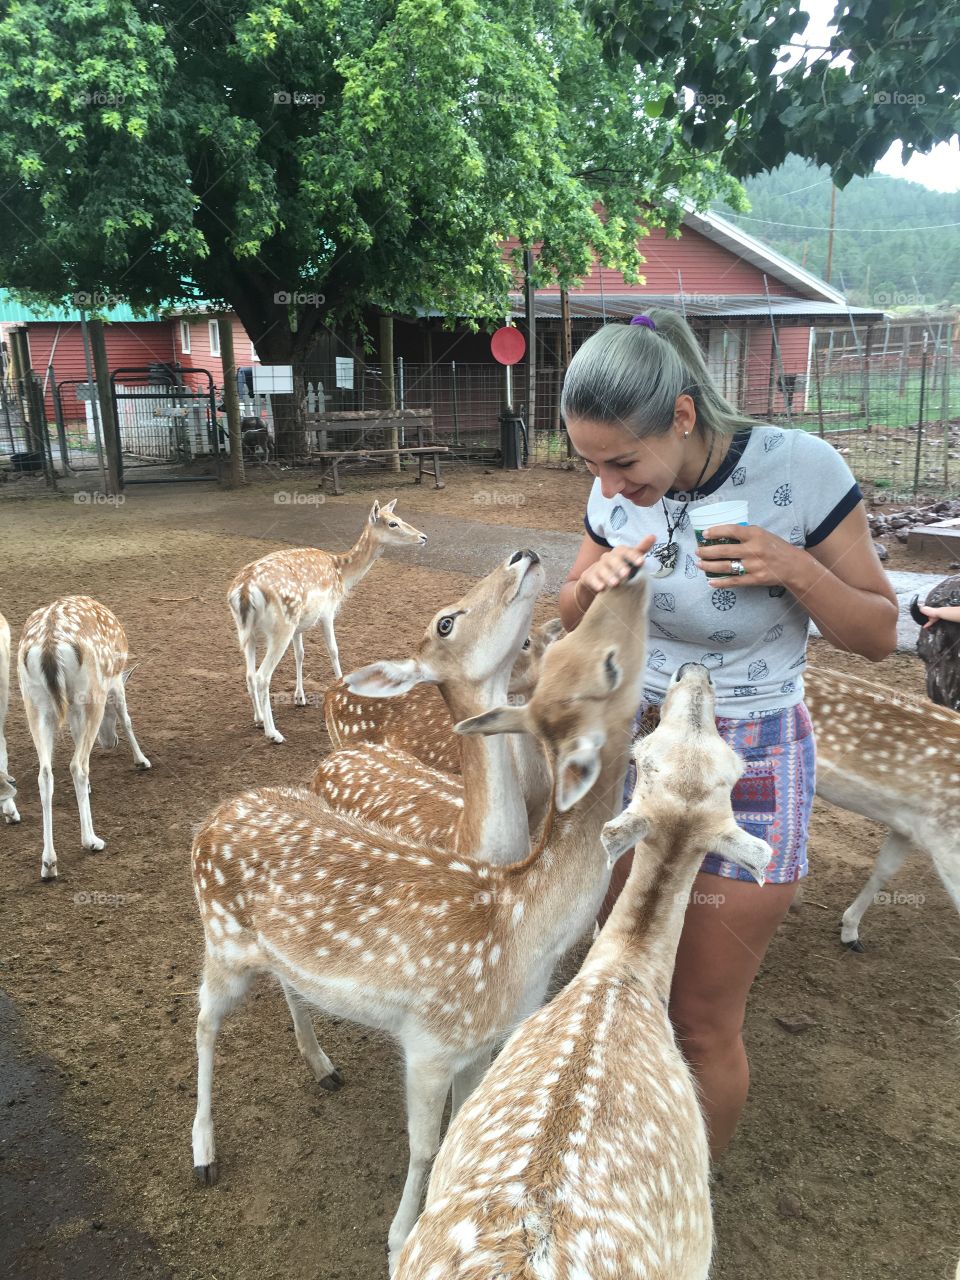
top-left (560, 533), bottom-right (656, 631)
top-left (698, 504), bottom-right (898, 662)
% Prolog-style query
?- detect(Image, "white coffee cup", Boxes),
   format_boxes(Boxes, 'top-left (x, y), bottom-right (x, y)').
top-left (690, 501), bottom-right (749, 579)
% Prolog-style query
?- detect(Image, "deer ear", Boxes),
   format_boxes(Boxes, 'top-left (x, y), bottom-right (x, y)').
top-left (369, 499), bottom-right (382, 523)
top-left (542, 618), bottom-right (565, 644)
top-left (600, 808), bottom-right (650, 865)
top-left (455, 705), bottom-right (531, 737)
top-left (345, 658), bottom-right (435, 698)
top-left (709, 826), bottom-right (770, 886)
top-left (556, 732), bottom-right (605, 812)
top-left (383, 498), bottom-right (398, 513)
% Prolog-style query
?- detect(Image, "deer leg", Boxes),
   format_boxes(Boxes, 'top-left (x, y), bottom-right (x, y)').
top-left (387, 1054), bottom-right (452, 1272)
top-left (115, 684), bottom-right (151, 770)
top-left (255, 622), bottom-right (296, 744)
top-left (25, 704), bottom-right (58, 879)
top-left (68, 702), bottom-right (105, 853)
top-left (292, 632), bottom-right (307, 706)
top-left (450, 1049), bottom-right (491, 1119)
top-left (841, 830), bottom-right (913, 951)
top-left (241, 633), bottom-right (262, 724)
top-left (192, 955), bottom-right (253, 1184)
top-left (319, 613), bottom-right (342, 680)
top-left (278, 979), bottom-right (342, 1089)
top-left (0, 736), bottom-right (19, 825)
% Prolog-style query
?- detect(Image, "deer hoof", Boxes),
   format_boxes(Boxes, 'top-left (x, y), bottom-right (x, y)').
top-left (843, 937), bottom-right (866, 953)
top-left (266, 731), bottom-right (285, 745)
top-left (136, 759), bottom-right (152, 771)
top-left (194, 1161), bottom-right (219, 1186)
top-left (294, 693), bottom-right (308, 707)
top-left (40, 868), bottom-right (58, 882)
top-left (319, 1068), bottom-right (344, 1092)
top-left (84, 837), bottom-right (106, 852)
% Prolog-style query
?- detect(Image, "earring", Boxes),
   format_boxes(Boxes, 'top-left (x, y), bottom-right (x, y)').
top-left (683, 430), bottom-right (690, 438)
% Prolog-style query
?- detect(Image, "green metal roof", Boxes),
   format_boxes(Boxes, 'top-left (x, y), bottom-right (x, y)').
top-left (0, 290), bottom-right (217, 324)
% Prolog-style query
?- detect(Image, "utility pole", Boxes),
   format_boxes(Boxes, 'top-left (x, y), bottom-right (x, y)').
top-left (824, 184), bottom-right (837, 285)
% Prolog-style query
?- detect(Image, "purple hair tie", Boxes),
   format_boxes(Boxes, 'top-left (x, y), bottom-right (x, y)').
top-left (630, 314), bottom-right (656, 331)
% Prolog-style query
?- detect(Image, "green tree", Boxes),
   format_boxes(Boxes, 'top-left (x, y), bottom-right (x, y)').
top-left (0, 0), bottom-right (742, 385)
top-left (587, 0), bottom-right (960, 185)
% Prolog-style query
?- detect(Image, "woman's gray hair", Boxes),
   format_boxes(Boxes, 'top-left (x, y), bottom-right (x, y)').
top-left (560, 308), bottom-right (757, 439)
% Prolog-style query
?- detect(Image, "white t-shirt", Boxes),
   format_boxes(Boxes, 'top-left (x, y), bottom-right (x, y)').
top-left (584, 424), bottom-right (862, 718)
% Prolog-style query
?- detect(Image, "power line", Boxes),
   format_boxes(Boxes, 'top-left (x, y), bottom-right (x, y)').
top-left (722, 211), bottom-right (960, 233)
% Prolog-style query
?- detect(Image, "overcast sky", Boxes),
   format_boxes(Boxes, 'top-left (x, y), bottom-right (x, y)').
top-left (796, 0), bottom-right (960, 192)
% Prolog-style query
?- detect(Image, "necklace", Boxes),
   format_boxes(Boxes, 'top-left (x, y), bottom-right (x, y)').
top-left (649, 431), bottom-right (720, 579)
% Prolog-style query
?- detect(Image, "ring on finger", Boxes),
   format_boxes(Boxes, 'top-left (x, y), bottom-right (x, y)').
top-left (729, 558), bottom-right (747, 576)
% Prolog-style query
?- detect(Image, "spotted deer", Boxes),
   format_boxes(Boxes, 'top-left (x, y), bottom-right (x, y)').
top-left (803, 665), bottom-right (960, 949)
top-left (322, 617), bottom-right (565, 774)
top-left (190, 564), bottom-right (651, 1270)
top-left (396, 663), bottom-right (769, 1280)
top-left (310, 562), bottom-right (553, 858)
top-left (18, 596), bottom-right (151, 880)
top-left (228, 498), bottom-right (427, 743)
top-left (0, 610), bottom-right (19, 824)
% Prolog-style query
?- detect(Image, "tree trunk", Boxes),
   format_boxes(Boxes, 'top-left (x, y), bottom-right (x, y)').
top-left (89, 319), bottom-right (122, 494)
top-left (217, 314), bottom-right (245, 487)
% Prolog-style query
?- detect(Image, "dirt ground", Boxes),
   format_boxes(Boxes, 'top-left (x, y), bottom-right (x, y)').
top-left (0, 463), bottom-right (958, 1280)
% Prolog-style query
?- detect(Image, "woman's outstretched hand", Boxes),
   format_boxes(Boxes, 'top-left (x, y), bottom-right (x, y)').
top-left (578, 535), bottom-right (656, 594)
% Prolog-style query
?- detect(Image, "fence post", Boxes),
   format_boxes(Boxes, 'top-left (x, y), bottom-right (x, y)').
top-left (379, 314), bottom-right (400, 473)
top-left (813, 335), bottom-right (826, 438)
top-left (863, 324), bottom-right (873, 427)
top-left (79, 313), bottom-right (108, 492)
top-left (51, 381), bottom-right (71, 473)
top-left (451, 360), bottom-right (460, 446)
top-left (942, 322), bottom-right (954, 491)
top-left (913, 332), bottom-right (929, 495)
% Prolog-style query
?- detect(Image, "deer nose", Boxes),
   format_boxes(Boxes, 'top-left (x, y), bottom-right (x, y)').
top-left (675, 662), bottom-right (713, 686)
top-left (509, 549), bottom-right (540, 566)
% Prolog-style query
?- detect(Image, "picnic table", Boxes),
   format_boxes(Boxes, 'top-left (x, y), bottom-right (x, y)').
top-left (304, 408), bottom-right (447, 496)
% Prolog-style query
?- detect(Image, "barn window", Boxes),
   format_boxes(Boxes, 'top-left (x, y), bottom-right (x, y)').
top-left (208, 320), bottom-right (221, 357)
top-left (179, 320), bottom-right (191, 354)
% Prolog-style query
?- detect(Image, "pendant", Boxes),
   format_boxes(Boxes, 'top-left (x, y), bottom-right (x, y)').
top-left (649, 540), bottom-right (678, 579)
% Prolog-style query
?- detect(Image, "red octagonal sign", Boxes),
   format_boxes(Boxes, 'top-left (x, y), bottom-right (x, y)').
top-left (491, 326), bottom-right (526, 365)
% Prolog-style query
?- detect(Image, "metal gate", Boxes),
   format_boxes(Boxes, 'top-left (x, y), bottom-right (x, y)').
top-left (110, 367), bottom-right (222, 482)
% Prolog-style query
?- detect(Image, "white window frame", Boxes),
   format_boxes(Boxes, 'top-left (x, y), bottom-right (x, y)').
top-left (179, 319), bottom-right (191, 354)
top-left (208, 320), bottom-right (221, 357)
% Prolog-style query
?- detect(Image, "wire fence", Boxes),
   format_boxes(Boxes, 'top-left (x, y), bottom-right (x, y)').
top-left (4, 319), bottom-right (960, 499)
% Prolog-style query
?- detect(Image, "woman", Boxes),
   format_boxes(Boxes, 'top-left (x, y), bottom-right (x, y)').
top-left (558, 310), bottom-right (898, 1159)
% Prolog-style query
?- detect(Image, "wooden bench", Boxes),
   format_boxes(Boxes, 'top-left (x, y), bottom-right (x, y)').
top-left (304, 409), bottom-right (446, 496)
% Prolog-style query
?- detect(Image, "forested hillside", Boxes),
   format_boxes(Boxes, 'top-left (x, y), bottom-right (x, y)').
top-left (714, 155), bottom-right (960, 307)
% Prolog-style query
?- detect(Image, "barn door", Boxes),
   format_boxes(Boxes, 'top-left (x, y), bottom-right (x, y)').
top-left (707, 326), bottom-right (744, 409)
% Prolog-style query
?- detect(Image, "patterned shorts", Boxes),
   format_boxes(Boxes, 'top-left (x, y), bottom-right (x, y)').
top-left (622, 700), bottom-right (816, 884)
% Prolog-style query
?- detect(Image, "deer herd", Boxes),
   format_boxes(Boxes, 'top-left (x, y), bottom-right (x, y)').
top-left (2, 493), bottom-right (958, 1277)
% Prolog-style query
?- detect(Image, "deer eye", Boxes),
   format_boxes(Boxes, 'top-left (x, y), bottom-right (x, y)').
top-left (388, 520), bottom-right (399, 528)
top-left (437, 615), bottom-right (456, 637)
top-left (522, 638), bottom-right (531, 650)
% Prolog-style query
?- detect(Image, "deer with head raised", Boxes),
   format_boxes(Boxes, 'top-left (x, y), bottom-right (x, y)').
top-left (189, 564), bottom-right (651, 1270)
top-left (0, 610), bottom-right (20, 824)
top-left (395, 663), bottom-right (769, 1280)
top-left (310, 564), bottom-right (555, 859)
top-left (228, 498), bottom-right (427, 743)
top-left (18, 596), bottom-right (151, 880)
top-left (803, 665), bottom-right (960, 949)
top-left (322, 616), bottom-right (565, 776)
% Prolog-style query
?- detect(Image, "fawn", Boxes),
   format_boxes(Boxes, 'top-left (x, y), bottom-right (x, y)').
top-left (228, 498), bottom-right (426, 742)
top-left (396, 662), bottom-right (769, 1280)
top-left (18, 596), bottom-right (150, 880)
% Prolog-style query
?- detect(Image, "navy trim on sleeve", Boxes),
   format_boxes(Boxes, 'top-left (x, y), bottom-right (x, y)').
top-left (584, 513), bottom-right (613, 548)
top-left (805, 482), bottom-right (863, 547)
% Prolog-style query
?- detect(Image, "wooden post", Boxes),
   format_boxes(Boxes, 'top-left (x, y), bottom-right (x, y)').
top-left (942, 322), bottom-right (953, 490)
top-left (217, 314), bottom-right (245, 487)
top-left (88, 318), bottom-right (122, 494)
top-left (813, 331), bottom-right (826, 438)
top-left (379, 313), bottom-right (399, 473)
top-left (561, 288), bottom-right (573, 457)
top-left (825, 184), bottom-right (837, 284)
top-left (524, 248), bottom-right (536, 434)
top-left (11, 328), bottom-right (42, 452)
top-left (863, 324), bottom-right (873, 425)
